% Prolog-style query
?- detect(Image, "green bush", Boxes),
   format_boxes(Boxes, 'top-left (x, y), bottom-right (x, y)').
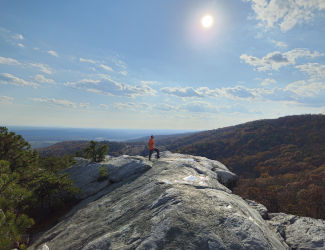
top-left (97, 166), bottom-right (109, 182)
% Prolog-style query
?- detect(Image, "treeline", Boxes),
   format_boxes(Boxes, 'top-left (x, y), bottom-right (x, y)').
top-left (172, 114), bottom-right (325, 219)
top-left (0, 127), bottom-right (79, 249)
top-left (39, 140), bottom-right (127, 157)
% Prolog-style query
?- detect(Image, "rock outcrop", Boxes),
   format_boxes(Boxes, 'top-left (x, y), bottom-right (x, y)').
top-left (267, 213), bottom-right (325, 249)
top-left (29, 152), bottom-right (325, 250)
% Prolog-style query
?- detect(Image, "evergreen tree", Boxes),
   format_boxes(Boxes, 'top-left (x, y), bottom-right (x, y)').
top-left (83, 140), bottom-right (109, 162)
top-left (0, 127), bottom-right (79, 248)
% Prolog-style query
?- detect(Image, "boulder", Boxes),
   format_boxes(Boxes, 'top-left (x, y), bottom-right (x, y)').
top-left (245, 199), bottom-right (269, 220)
top-left (29, 152), bottom-right (288, 249)
top-left (268, 213), bottom-right (325, 249)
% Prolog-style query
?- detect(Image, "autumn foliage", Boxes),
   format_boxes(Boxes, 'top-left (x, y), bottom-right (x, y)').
top-left (169, 114), bottom-right (325, 219)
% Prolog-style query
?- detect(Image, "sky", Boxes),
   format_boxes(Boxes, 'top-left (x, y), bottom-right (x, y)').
top-left (0, 0), bottom-right (325, 130)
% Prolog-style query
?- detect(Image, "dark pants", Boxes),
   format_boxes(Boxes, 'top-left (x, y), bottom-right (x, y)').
top-left (149, 148), bottom-right (160, 160)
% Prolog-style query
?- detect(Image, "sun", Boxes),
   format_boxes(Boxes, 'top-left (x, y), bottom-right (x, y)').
top-left (201, 15), bottom-right (214, 28)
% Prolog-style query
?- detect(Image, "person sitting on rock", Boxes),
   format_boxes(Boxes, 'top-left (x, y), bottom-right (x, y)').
top-left (148, 135), bottom-right (160, 161)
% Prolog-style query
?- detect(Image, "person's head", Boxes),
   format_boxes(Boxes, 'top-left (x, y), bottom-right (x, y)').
top-left (151, 135), bottom-right (154, 139)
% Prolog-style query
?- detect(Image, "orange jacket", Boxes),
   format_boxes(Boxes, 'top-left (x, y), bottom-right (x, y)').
top-left (148, 138), bottom-right (155, 150)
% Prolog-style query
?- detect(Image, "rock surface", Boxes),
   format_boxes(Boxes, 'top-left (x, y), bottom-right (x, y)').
top-left (267, 213), bottom-right (325, 249)
top-left (28, 152), bottom-right (324, 250)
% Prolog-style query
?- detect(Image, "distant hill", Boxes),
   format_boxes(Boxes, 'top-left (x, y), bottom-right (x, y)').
top-left (38, 132), bottom-right (197, 157)
top-left (38, 141), bottom-right (90, 156)
top-left (166, 114), bottom-right (325, 219)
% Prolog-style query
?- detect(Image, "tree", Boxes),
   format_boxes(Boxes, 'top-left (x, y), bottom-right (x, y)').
top-left (83, 141), bottom-right (109, 162)
top-left (0, 127), bottom-right (79, 248)
top-left (0, 160), bottom-right (34, 249)
top-left (0, 127), bottom-right (38, 172)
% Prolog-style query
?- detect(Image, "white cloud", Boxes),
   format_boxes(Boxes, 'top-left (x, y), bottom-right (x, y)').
top-left (29, 63), bottom-right (53, 74)
top-left (271, 40), bottom-right (288, 48)
top-left (17, 43), bottom-right (24, 48)
top-left (196, 87), bottom-right (221, 97)
top-left (154, 103), bottom-right (178, 112)
top-left (99, 64), bottom-right (113, 72)
top-left (180, 101), bottom-right (220, 113)
top-left (240, 48), bottom-right (324, 71)
top-left (247, 0), bottom-right (325, 32)
top-left (86, 88), bottom-right (102, 94)
top-left (67, 76), bottom-right (156, 98)
top-left (30, 97), bottom-right (78, 108)
top-left (119, 70), bottom-right (128, 76)
top-left (0, 96), bottom-right (14, 105)
top-left (221, 86), bottom-right (257, 100)
top-left (296, 63), bottom-right (325, 80)
top-left (13, 33), bottom-right (24, 40)
top-left (261, 78), bottom-right (277, 86)
top-left (114, 102), bottom-right (150, 111)
top-left (112, 57), bottom-right (127, 70)
top-left (161, 87), bottom-right (202, 98)
top-left (47, 50), bottom-right (59, 57)
top-left (34, 74), bottom-right (55, 84)
top-left (80, 57), bottom-right (97, 64)
top-left (141, 80), bottom-right (162, 86)
top-left (161, 85), bottom-right (258, 101)
top-left (0, 56), bottom-right (21, 65)
top-left (0, 73), bottom-right (38, 87)
top-left (285, 80), bottom-right (325, 97)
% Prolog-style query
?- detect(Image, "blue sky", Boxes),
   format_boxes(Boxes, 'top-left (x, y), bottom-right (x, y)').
top-left (1, 0), bottom-right (325, 130)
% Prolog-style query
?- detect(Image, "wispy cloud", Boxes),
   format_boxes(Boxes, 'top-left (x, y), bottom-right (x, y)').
top-left (0, 26), bottom-right (24, 47)
top-left (34, 74), bottom-right (55, 84)
top-left (99, 64), bottom-right (113, 72)
top-left (180, 101), bottom-right (220, 113)
top-left (13, 33), bottom-right (24, 41)
top-left (17, 43), bottom-right (24, 48)
top-left (29, 63), bottom-right (53, 74)
top-left (285, 80), bottom-right (325, 97)
top-left (0, 56), bottom-right (21, 65)
top-left (271, 40), bottom-right (288, 48)
top-left (47, 50), bottom-right (59, 57)
top-left (66, 75), bottom-right (156, 98)
top-left (161, 85), bottom-right (258, 101)
top-left (247, 0), bottom-right (325, 32)
top-left (80, 57), bottom-right (117, 73)
top-left (80, 57), bottom-right (97, 64)
top-left (240, 49), bottom-right (323, 71)
top-left (161, 87), bottom-right (202, 98)
top-left (0, 73), bottom-right (38, 87)
top-left (261, 78), bottom-right (276, 86)
top-left (114, 102), bottom-right (150, 111)
top-left (0, 96), bottom-right (14, 105)
top-left (296, 63), bottom-right (325, 80)
top-left (153, 103), bottom-right (178, 112)
top-left (30, 97), bottom-right (78, 108)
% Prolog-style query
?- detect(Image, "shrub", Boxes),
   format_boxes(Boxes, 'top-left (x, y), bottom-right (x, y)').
top-left (97, 166), bottom-right (109, 182)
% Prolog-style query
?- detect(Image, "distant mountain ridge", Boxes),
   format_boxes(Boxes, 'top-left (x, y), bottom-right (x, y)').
top-left (37, 114), bottom-right (325, 219)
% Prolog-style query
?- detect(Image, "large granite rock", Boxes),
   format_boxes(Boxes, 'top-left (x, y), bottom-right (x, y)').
top-left (267, 213), bottom-right (325, 249)
top-left (29, 152), bottom-right (290, 249)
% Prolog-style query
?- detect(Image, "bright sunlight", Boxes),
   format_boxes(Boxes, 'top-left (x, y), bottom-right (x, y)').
top-left (201, 15), bottom-right (213, 28)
